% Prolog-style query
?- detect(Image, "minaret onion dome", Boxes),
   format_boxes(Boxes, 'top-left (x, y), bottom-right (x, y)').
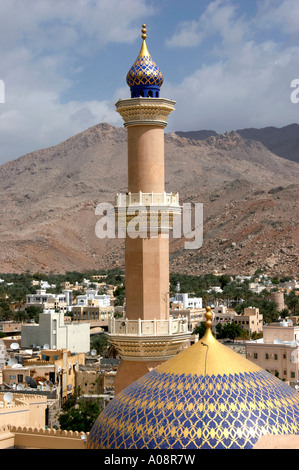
top-left (126, 24), bottom-right (164, 98)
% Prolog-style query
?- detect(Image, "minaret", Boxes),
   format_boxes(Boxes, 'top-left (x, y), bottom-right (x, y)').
top-left (108, 25), bottom-right (191, 394)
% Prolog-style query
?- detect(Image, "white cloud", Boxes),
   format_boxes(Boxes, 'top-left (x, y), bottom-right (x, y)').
top-left (256, 0), bottom-right (299, 35)
top-left (0, 0), bottom-right (153, 162)
top-left (164, 0), bottom-right (299, 133)
top-left (165, 0), bottom-right (247, 49)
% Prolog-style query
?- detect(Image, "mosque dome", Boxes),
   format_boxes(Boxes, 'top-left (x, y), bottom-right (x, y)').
top-left (87, 307), bottom-right (299, 449)
top-left (126, 25), bottom-right (164, 98)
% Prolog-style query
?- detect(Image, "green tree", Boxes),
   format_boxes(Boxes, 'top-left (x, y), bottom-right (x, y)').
top-left (90, 334), bottom-right (109, 355)
top-left (59, 397), bottom-right (102, 432)
top-left (285, 291), bottom-right (299, 315)
top-left (193, 322), bottom-right (206, 338)
top-left (216, 322), bottom-right (244, 342)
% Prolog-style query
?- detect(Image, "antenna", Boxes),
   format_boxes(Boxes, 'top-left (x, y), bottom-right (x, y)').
top-left (3, 392), bottom-right (13, 404)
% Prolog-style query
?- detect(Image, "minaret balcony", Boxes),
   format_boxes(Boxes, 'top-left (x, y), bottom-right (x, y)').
top-left (109, 316), bottom-right (189, 336)
top-left (107, 316), bottom-right (191, 361)
top-left (116, 191), bottom-right (180, 207)
top-left (114, 192), bottom-right (181, 232)
top-left (115, 97), bottom-right (175, 127)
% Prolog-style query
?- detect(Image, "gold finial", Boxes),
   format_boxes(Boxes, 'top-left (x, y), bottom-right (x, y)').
top-left (205, 306), bottom-right (212, 330)
top-left (141, 24), bottom-right (147, 40)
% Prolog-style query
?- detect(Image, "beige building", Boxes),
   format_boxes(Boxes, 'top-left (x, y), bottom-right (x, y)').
top-left (0, 392), bottom-right (47, 429)
top-left (233, 307), bottom-right (263, 337)
top-left (170, 303), bottom-right (205, 331)
top-left (246, 320), bottom-right (299, 382)
top-left (0, 322), bottom-right (22, 334)
top-left (72, 305), bottom-right (113, 323)
top-left (2, 348), bottom-right (85, 404)
top-left (212, 306), bottom-right (263, 338)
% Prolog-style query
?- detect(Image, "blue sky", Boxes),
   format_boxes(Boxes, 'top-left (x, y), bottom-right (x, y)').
top-left (0, 0), bottom-right (298, 164)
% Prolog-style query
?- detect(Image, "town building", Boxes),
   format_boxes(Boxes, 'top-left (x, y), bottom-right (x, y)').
top-left (212, 306), bottom-right (263, 337)
top-left (1, 348), bottom-right (85, 405)
top-left (72, 289), bottom-right (114, 327)
top-left (171, 292), bottom-right (202, 309)
top-left (25, 289), bottom-right (71, 312)
top-left (75, 289), bottom-right (111, 308)
top-left (233, 307), bottom-right (263, 337)
top-left (21, 309), bottom-right (90, 354)
top-left (0, 392), bottom-right (47, 429)
top-left (245, 319), bottom-right (299, 383)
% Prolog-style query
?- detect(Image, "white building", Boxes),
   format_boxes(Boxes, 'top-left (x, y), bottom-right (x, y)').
top-left (75, 290), bottom-right (110, 307)
top-left (21, 310), bottom-right (90, 354)
top-left (25, 289), bottom-right (72, 312)
top-left (249, 283), bottom-right (267, 294)
top-left (171, 293), bottom-right (202, 309)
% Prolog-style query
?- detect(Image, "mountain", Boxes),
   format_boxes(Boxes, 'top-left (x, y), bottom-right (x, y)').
top-left (0, 123), bottom-right (298, 276)
top-left (176, 123), bottom-right (299, 164)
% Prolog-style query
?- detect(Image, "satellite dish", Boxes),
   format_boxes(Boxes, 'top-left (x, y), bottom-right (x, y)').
top-left (10, 343), bottom-right (19, 350)
top-left (4, 392), bottom-right (13, 403)
top-left (43, 344), bottom-right (50, 350)
top-left (16, 384), bottom-right (23, 391)
top-left (25, 376), bottom-right (37, 388)
top-left (11, 363), bottom-right (22, 369)
top-left (91, 349), bottom-right (97, 356)
top-left (274, 339), bottom-right (283, 344)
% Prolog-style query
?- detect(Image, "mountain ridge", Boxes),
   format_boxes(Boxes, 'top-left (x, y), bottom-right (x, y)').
top-left (175, 123), bottom-right (299, 164)
top-left (0, 122), bottom-right (298, 276)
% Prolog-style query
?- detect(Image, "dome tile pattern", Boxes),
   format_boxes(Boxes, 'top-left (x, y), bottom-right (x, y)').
top-left (87, 308), bottom-right (299, 450)
top-left (87, 367), bottom-right (299, 449)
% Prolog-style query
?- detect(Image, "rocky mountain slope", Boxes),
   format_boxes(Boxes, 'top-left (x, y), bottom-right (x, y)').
top-left (176, 123), bottom-right (299, 164)
top-left (0, 123), bottom-right (298, 276)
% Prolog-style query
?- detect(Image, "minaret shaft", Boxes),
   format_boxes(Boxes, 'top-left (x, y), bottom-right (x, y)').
top-left (126, 124), bottom-right (168, 321)
top-left (125, 235), bottom-right (169, 321)
top-left (127, 125), bottom-right (165, 193)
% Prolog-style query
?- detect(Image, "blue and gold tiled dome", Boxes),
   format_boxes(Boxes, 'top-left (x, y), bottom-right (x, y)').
top-left (126, 24), bottom-right (164, 98)
top-left (87, 308), bottom-right (299, 449)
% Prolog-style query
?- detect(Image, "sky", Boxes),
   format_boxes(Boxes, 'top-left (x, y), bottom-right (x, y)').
top-left (0, 0), bottom-right (298, 165)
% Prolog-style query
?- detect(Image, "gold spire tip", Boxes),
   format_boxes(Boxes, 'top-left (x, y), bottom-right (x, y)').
top-left (141, 24), bottom-right (147, 40)
top-left (205, 306), bottom-right (212, 330)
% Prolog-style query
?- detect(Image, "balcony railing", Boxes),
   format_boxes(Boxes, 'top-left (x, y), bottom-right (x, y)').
top-left (108, 316), bottom-right (189, 337)
top-left (115, 192), bottom-right (180, 208)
